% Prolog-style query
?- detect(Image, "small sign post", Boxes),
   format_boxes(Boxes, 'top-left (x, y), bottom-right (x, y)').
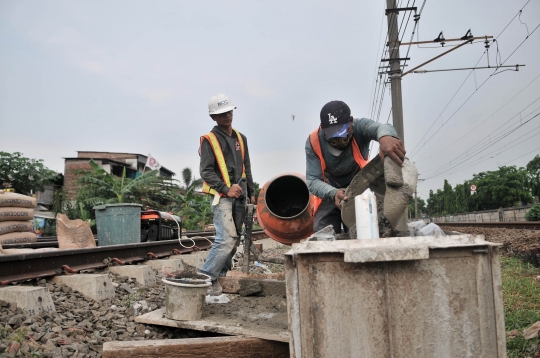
top-left (470, 184), bottom-right (477, 195)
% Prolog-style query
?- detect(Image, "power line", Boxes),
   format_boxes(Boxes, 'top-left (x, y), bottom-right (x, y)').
top-left (414, 71), bottom-right (540, 163)
top-left (409, 1), bottom-right (536, 158)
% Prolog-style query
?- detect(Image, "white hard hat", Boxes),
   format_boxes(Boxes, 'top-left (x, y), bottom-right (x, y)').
top-left (208, 93), bottom-right (236, 115)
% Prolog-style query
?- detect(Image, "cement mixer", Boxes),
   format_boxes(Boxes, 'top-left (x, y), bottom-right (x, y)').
top-left (256, 173), bottom-right (314, 245)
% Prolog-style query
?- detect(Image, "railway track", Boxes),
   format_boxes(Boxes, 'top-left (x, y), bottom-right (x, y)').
top-left (437, 221), bottom-right (540, 230)
top-left (0, 230), bottom-right (267, 284)
top-left (2, 229), bottom-right (263, 250)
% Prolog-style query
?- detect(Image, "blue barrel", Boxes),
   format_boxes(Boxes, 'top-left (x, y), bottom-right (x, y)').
top-left (94, 203), bottom-right (142, 246)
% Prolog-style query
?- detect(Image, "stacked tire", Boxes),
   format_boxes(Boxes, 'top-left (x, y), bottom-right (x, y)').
top-left (0, 191), bottom-right (37, 247)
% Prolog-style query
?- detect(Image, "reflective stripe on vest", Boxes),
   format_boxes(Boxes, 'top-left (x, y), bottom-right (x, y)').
top-left (200, 129), bottom-right (246, 197)
top-left (309, 127), bottom-right (369, 214)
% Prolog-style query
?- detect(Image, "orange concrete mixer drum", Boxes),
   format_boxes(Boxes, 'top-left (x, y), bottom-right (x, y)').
top-left (256, 173), bottom-right (314, 245)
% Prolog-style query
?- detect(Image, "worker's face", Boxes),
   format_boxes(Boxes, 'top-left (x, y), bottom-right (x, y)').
top-left (211, 110), bottom-right (233, 127)
top-left (326, 117), bottom-right (353, 149)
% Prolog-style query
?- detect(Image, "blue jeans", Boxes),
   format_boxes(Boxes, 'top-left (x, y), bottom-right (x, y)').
top-left (199, 197), bottom-right (239, 281)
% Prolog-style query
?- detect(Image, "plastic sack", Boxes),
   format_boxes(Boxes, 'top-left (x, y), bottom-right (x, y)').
top-left (418, 223), bottom-right (446, 237)
top-left (407, 220), bottom-right (427, 237)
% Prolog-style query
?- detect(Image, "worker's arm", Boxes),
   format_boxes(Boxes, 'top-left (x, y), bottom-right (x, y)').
top-left (199, 139), bottom-right (230, 196)
top-left (305, 137), bottom-right (339, 202)
top-left (355, 118), bottom-right (406, 166)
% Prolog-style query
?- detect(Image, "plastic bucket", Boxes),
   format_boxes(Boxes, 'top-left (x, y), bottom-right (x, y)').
top-left (162, 275), bottom-right (211, 321)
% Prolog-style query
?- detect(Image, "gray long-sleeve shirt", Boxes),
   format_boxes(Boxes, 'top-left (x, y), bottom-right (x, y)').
top-left (199, 125), bottom-right (254, 198)
top-left (305, 118), bottom-right (398, 202)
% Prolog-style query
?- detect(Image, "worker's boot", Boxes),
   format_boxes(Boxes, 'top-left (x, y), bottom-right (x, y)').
top-left (207, 279), bottom-right (222, 296)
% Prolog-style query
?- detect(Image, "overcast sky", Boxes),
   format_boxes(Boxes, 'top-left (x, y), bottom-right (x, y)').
top-left (1, 0), bottom-right (539, 200)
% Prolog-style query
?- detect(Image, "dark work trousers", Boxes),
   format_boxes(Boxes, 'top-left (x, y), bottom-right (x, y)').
top-left (313, 199), bottom-right (349, 234)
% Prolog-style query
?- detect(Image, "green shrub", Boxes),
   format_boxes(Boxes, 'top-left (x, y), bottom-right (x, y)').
top-left (524, 203), bottom-right (540, 221)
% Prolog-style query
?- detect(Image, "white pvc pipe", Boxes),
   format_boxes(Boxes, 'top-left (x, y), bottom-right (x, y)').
top-left (355, 189), bottom-right (380, 240)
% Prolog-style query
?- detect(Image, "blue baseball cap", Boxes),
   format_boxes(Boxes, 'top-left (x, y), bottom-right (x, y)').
top-left (320, 101), bottom-right (351, 138)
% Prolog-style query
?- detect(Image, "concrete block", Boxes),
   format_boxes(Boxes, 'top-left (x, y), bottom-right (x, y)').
top-left (178, 251), bottom-right (208, 270)
top-left (51, 274), bottom-right (115, 301)
top-left (143, 258), bottom-right (184, 273)
top-left (108, 265), bottom-right (156, 286)
top-left (0, 286), bottom-right (56, 316)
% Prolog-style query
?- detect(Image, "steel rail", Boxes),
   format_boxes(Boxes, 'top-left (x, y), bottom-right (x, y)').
top-left (438, 222), bottom-right (540, 230)
top-left (0, 237), bottom-right (214, 284)
top-left (2, 230), bottom-right (266, 250)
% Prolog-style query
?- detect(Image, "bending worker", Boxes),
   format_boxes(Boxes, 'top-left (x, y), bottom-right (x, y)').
top-left (199, 93), bottom-right (255, 296)
top-left (306, 100), bottom-right (406, 233)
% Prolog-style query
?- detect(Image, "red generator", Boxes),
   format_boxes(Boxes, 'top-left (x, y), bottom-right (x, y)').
top-left (141, 210), bottom-right (182, 242)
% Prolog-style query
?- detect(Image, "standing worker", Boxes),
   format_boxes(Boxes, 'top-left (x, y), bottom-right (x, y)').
top-left (306, 100), bottom-right (406, 233)
top-left (199, 93), bottom-right (255, 296)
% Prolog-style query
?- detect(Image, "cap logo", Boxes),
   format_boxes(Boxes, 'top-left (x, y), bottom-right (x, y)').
top-left (217, 100), bottom-right (229, 107)
top-left (328, 113), bottom-right (338, 124)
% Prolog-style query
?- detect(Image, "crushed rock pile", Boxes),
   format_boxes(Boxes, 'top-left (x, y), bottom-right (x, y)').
top-left (0, 271), bottom-right (220, 357)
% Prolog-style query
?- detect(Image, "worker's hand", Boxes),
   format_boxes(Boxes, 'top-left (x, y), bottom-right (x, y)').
top-left (379, 136), bottom-right (406, 167)
top-left (334, 189), bottom-right (347, 210)
top-left (227, 184), bottom-right (243, 199)
top-left (250, 196), bottom-right (256, 204)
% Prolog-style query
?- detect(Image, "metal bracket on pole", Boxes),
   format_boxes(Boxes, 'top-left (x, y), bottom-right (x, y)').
top-left (385, 7), bottom-right (417, 15)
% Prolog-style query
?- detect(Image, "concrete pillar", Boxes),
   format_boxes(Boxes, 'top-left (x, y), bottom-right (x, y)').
top-left (143, 258), bottom-right (184, 273)
top-left (108, 265), bottom-right (156, 286)
top-left (51, 274), bottom-right (115, 301)
top-left (0, 286), bottom-right (55, 316)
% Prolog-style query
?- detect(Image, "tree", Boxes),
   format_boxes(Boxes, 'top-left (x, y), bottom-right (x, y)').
top-left (527, 155), bottom-right (540, 199)
top-left (472, 166), bottom-right (532, 210)
top-left (180, 167), bottom-right (203, 192)
top-left (0, 152), bottom-right (59, 194)
top-left (408, 197), bottom-right (426, 219)
top-left (78, 160), bottom-right (160, 204)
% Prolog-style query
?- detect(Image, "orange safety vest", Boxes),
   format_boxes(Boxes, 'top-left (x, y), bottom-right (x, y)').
top-left (309, 127), bottom-right (369, 215)
top-left (200, 129), bottom-right (247, 197)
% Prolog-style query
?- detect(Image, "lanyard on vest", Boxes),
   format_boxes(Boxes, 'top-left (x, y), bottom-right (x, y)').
top-left (200, 129), bottom-right (247, 201)
top-left (309, 127), bottom-right (369, 214)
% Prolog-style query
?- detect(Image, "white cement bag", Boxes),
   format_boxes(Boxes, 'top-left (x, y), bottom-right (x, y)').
top-left (0, 231), bottom-right (37, 245)
top-left (407, 220), bottom-right (427, 237)
top-left (0, 191), bottom-right (37, 208)
top-left (0, 207), bottom-right (34, 222)
top-left (0, 221), bottom-right (34, 235)
top-left (418, 223), bottom-right (446, 237)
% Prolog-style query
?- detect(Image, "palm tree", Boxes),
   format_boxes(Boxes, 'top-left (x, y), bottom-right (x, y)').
top-left (181, 167), bottom-right (203, 193)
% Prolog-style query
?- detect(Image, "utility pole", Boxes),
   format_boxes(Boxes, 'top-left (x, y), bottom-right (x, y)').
top-left (385, 0), bottom-right (405, 142)
top-left (385, 0), bottom-right (409, 229)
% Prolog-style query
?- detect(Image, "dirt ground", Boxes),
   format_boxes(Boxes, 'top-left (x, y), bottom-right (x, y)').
top-left (440, 225), bottom-right (540, 258)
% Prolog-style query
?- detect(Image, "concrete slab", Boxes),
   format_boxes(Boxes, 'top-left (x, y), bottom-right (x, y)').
top-left (135, 308), bottom-right (289, 343)
top-left (143, 258), bottom-right (184, 273)
top-left (0, 286), bottom-right (55, 316)
top-left (254, 238), bottom-right (285, 250)
top-left (108, 265), bottom-right (156, 286)
top-left (51, 274), bottom-right (115, 301)
top-left (178, 251), bottom-right (208, 270)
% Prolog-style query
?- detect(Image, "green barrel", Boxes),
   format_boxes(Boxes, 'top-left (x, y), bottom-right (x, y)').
top-left (94, 203), bottom-right (142, 246)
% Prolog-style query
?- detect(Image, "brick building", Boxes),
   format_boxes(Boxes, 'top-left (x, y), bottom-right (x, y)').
top-left (64, 151), bottom-right (175, 199)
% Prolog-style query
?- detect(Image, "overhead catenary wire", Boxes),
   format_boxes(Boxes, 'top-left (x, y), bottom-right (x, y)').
top-left (410, 21), bottom-right (539, 159)
top-left (408, 0), bottom-right (535, 159)
top-left (423, 110), bottom-right (540, 180)
top-left (414, 71), bottom-right (540, 163)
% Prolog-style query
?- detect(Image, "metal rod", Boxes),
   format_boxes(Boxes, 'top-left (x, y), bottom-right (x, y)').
top-left (412, 64), bottom-right (525, 74)
top-left (402, 39), bottom-right (473, 77)
top-left (400, 35), bottom-right (493, 46)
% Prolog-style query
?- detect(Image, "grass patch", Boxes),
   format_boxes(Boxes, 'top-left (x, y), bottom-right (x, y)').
top-left (501, 256), bottom-right (540, 357)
